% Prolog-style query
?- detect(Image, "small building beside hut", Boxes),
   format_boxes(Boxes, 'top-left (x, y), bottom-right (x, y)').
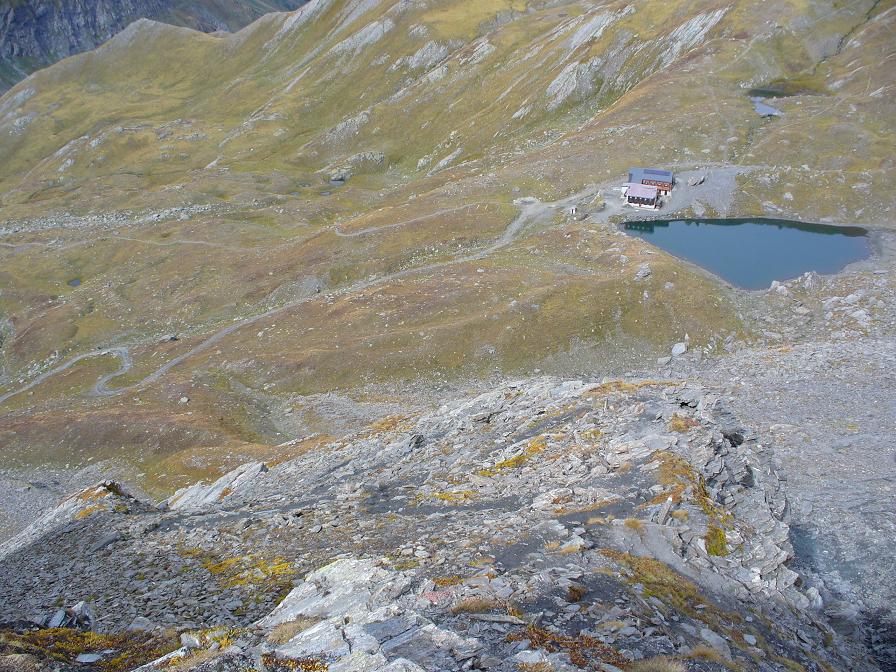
top-left (628, 167), bottom-right (674, 195)
top-left (624, 182), bottom-right (659, 209)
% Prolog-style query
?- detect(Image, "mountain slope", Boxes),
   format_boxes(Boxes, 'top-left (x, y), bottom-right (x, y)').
top-left (0, 0), bottom-right (894, 665)
top-left (0, 0), bottom-right (893, 479)
top-left (0, 0), bottom-right (307, 91)
top-left (0, 378), bottom-right (878, 671)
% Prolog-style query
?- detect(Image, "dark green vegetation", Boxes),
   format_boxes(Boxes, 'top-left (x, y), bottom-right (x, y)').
top-left (746, 74), bottom-right (831, 98)
top-left (622, 218), bottom-right (870, 289)
top-left (0, 0), bottom-right (893, 495)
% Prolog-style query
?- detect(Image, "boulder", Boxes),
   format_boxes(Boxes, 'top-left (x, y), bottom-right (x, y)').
top-left (127, 616), bottom-right (156, 632)
top-left (324, 151), bottom-right (386, 181)
top-left (699, 626), bottom-right (732, 659)
top-left (44, 601), bottom-right (95, 630)
top-left (257, 559), bottom-right (406, 627)
top-left (258, 559), bottom-right (479, 672)
top-left (180, 633), bottom-right (201, 649)
top-left (166, 462), bottom-right (268, 512)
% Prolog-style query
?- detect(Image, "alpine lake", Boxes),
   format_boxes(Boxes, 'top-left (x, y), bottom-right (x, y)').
top-left (622, 218), bottom-right (870, 290)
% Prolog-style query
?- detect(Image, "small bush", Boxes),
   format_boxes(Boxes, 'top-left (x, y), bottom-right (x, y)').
top-left (624, 518), bottom-right (644, 533)
top-left (686, 645), bottom-right (737, 669)
top-left (451, 597), bottom-right (501, 614)
top-left (163, 648), bottom-right (218, 672)
top-left (507, 626), bottom-right (627, 668)
top-left (567, 585), bottom-right (588, 602)
top-left (517, 663), bottom-right (554, 672)
top-left (668, 414), bottom-right (700, 433)
top-left (705, 525), bottom-right (728, 557)
top-left (260, 652), bottom-right (329, 671)
top-left (629, 655), bottom-right (687, 672)
top-left (267, 617), bottom-right (322, 645)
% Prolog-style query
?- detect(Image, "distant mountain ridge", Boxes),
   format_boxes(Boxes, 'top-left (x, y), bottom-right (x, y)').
top-left (0, 0), bottom-right (307, 91)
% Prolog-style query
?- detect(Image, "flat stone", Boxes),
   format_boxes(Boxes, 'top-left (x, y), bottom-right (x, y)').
top-left (699, 626), bottom-right (732, 659)
top-left (89, 532), bottom-right (123, 552)
top-left (180, 633), bottom-right (201, 649)
top-left (47, 609), bottom-right (66, 628)
top-left (127, 616), bottom-right (155, 632)
top-left (76, 653), bottom-right (104, 663)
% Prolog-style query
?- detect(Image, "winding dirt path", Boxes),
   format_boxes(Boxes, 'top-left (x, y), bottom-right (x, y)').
top-left (332, 202), bottom-right (497, 237)
top-left (2, 163), bottom-right (745, 404)
top-left (89, 348), bottom-right (133, 397)
top-left (0, 347), bottom-right (131, 404)
top-left (108, 235), bottom-right (249, 252)
top-left (93, 191), bottom-right (593, 395)
top-left (2, 187), bottom-right (597, 403)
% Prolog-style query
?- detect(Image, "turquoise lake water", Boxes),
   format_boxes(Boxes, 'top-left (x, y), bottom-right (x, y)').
top-left (622, 218), bottom-right (870, 290)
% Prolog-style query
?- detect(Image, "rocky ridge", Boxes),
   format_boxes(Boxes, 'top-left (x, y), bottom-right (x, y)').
top-left (0, 0), bottom-right (306, 92)
top-left (0, 376), bottom-right (877, 670)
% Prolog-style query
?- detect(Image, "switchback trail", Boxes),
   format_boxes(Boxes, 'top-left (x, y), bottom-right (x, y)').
top-left (0, 347), bottom-right (131, 404)
top-left (2, 187), bottom-right (597, 403)
top-left (92, 190), bottom-right (594, 396)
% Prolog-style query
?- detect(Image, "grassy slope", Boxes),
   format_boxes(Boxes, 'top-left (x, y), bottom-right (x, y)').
top-left (0, 0), bottom-right (892, 490)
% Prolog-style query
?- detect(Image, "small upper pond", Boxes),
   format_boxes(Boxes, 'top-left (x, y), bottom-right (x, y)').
top-left (750, 96), bottom-right (782, 117)
top-left (623, 218), bottom-right (870, 290)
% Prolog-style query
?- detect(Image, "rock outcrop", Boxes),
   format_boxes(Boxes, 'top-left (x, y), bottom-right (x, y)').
top-left (0, 377), bottom-right (874, 670)
top-left (0, 480), bottom-right (150, 558)
top-left (166, 461), bottom-right (269, 512)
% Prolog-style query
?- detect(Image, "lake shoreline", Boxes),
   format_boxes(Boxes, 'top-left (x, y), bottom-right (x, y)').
top-left (620, 216), bottom-right (872, 290)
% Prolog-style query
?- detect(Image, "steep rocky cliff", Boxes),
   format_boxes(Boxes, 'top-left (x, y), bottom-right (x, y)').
top-left (0, 0), bottom-right (306, 91)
